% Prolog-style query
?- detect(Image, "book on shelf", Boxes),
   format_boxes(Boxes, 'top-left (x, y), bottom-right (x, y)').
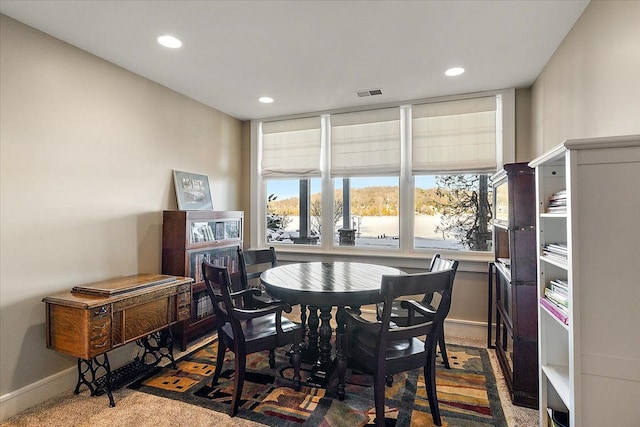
top-left (191, 223), bottom-right (215, 242)
top-left (542, 243), bottom-right (568, 262)
top-left (542, 251), bottom-right (568, 263)
top-left (540, 297), bottom-right (569, 325)
top-left (549, 279), bottom-right (569, 295)
top-left (545, 287), bottom-right (569, 307)
top-left (547, 408), bottom-right (569, 427)
top-left (546, 189), bottom-right (567, 213)
top-left (545, 243), bottom-right (568, 254)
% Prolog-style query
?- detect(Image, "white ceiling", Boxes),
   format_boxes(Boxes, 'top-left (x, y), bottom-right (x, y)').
top-left (1, 0), bottom-right (589, 121)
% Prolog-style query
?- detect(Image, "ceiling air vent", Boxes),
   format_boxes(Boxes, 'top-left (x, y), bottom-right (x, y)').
top-left (356, 89), bottom-right (383, 97)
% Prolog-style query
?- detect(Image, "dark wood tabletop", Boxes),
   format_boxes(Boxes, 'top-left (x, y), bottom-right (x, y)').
top-left (260, 261), bottom-right (404, 307)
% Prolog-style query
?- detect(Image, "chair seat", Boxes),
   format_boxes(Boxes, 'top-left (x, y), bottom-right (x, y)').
top-left (351, 329), bottom-right (425, 361)
top-left (221, 314), bottom-right (300, 342)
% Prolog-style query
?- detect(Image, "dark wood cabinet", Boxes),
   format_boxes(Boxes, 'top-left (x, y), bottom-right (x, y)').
top-left (162, 210), bottom-right (243, 350)
top-left (490, 162), bottom-right (538, 408)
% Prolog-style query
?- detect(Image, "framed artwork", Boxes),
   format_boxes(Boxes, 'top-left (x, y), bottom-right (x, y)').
top-left (173, 170), bottom-right (213, 210)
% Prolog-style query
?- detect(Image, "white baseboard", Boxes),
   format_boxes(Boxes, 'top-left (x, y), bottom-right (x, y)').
top-left (0, 344), bottom-right (137, 421)
top-left (0, 365), bottom-right (76, 421)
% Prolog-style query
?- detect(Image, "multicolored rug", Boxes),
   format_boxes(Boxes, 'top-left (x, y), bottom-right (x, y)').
top-left (129, 339), bottom-right (506, 426)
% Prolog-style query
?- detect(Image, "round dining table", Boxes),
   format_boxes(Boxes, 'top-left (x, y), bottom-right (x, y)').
top-left (260, 261), bottom-right (404, 399)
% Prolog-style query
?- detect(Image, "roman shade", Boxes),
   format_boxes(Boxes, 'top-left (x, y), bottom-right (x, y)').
top-left (261, 117), bottom-right (321, 178)
top-left (412, 97), bottom-right (497, 174)
top-left (330, 107), bottom-right (400, 177)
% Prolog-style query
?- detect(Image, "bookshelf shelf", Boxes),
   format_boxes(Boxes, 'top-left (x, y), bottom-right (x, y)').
top-left (540, 364), bottom-right (570, 408)
top-left (530, 135), bottom-right (640, 426)
top-left (540, 212), bottom-right (567, 219)
top-left (540, 256), bottom-right (568, 270)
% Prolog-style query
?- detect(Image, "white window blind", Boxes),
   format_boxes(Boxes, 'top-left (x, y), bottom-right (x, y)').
top-left (261, 117), bottom-right (321, 178)
top-left (330, 107), bottom-right (400, 177)
top-left (412, 97), bottom-right (497, 174)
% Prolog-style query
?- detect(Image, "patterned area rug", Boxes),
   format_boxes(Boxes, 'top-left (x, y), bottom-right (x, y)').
top-left (129, 339), bottom-right (506, 426)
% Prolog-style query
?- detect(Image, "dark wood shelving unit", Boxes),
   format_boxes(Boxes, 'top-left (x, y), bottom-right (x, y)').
top-left (162, 210), bottom-right (243, 351)
top-left (489, 162), bottom-right (538, 408)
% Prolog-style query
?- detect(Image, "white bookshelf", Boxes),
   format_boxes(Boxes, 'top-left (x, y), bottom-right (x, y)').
top-left (529, 135), bottom-right (640, 426)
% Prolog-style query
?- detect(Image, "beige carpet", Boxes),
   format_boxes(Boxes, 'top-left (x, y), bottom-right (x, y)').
top-left (1, 328), bottom-right (539, 426)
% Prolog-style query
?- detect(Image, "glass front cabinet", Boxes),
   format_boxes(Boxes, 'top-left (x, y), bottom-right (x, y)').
top-left (162, 210), bottom-right (243, 350)
top-left (490, 162), bottom-right (538, 408)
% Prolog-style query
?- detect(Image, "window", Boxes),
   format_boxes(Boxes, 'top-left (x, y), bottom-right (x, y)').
top-left (331, 108), bottom-right (401, 248)
top-left (411, 97), bottom-right (497, 252)
top-left (252, 90), bottom-right (514, 255)
top-left (335, 177), bottom-right (400, 249)
top-left (414, 174), bottom-right (492, 251)
top-left (266, 178), bottom-right (322, 244)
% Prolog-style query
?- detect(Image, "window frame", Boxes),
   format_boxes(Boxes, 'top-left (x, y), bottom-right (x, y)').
top-left (250, 89), bottom-right (515, 261)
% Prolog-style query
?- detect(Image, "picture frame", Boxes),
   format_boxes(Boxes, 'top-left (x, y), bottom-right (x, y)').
top-left (173, 170), bottom-right (213, 210)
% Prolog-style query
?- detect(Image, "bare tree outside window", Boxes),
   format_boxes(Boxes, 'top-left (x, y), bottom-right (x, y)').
top-left (434, 175), bottom-right (492, 251)
top-left (310, 194), bottom-right (343, 236)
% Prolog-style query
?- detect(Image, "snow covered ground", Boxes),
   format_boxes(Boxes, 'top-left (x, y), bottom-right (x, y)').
top-left (268, 215), bottom-right (467, 250)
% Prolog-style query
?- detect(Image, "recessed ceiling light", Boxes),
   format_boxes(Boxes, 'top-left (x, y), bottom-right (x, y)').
top-left (445, 67), bottom-right (465, 77)
top-left (157, 35), bottom-right (182, 49)
top-left (259, 96), bottom-right (274, 104)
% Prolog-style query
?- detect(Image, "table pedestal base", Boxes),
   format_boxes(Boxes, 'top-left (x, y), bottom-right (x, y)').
top-left (302, 305), bottom-right (356, 400)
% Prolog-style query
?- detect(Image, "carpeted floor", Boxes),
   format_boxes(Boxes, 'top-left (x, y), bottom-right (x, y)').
top-left (1, 330), bottom-right (539, 426)
top-left (129, 338), bottom-right (506, 426)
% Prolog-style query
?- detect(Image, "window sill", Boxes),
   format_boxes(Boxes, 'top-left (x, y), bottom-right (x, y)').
top-left (271, 245), bottom-right (492, 273)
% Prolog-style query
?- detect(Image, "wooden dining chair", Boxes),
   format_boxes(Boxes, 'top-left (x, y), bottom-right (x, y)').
top-left (343, 268), bottom-right (457, 426)
top-left (202, 260), bottom-right (302, 417)
top-left (376, 254), bottom-right (459, 369)
top-left (238, 246), bottom-right (308, 328)
top-left (237, 246), bottom-right (280, 308)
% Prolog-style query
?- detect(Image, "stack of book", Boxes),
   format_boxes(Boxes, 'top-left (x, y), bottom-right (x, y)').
top-left (542, 243), bottom-right (568, 263)
top-left (540, 279), bottom-right (569, 325)
top-left (547, 189), bottom-right (567, 213)
top-left (196, 292), bottom-right (213, 318)
top-left (191, 223), bottom-right (215, 242)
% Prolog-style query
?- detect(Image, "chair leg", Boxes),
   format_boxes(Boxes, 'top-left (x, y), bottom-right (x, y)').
top-left (385, 374), bottom-right (393, 387)
top-left (230, 352), bottom-right (246, 417)
top-left (269, 349), bottom-right (275, 368)
top-left (291, 342), bottom-right (301, 391)
top-left (425, 347), bottom-right (442, 426)
top-left (438, 328), bottom-right (450, 369)
top-left (373, 371), bottom-right (387, 427)
top-left (211, 340), bottom-right (226, 386)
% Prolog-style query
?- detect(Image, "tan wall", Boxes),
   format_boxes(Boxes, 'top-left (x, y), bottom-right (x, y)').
top-left (0, 15), bottom-right (242, 397)
top-left (240, 121), bottom-right (253, 248)
top-left (515, 88), bottom-right (533, 162)
top-left (531, 0), bottom-right (640, 156)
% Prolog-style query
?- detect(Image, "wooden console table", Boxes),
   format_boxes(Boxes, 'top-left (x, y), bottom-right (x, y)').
top-left (43, 274), bottom-right (193, 406)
